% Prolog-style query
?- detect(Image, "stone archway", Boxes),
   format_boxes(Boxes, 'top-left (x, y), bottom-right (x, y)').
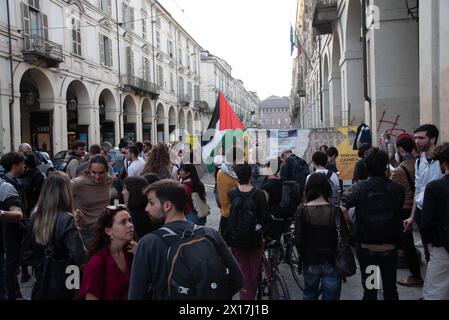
top-left (323, 53), bottom-right (330, 127)
top-left (19, 68), bottom-right (55, 155)
top-left (99, 88), bottom-right (117, 146)
top-left (330, 30), bottom-right (342, 127)
top-left (178, 109), bottom-right (186, 141)
top-left (168, 106), bottom-right (177, 143)
top-left (66, 80), bottom-right (91, 148)
top-left (123, 95), bottom-right (137, 143)
top-left (194, 112), bottom-right (201, 135)
top-left (342, 0), bottom-right (363, 126)
top-left (141, 99), bottom-right (153, 142)
top-left (156, 103), bottom-right (165, 143)
top-left (187, 111), bottom-right (194, 135)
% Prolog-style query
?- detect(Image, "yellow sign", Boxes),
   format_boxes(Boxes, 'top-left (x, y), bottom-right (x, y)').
top-left (335, 126), bottom-right (359, 181)
top-left (185, 135), bottom-right (198, 150)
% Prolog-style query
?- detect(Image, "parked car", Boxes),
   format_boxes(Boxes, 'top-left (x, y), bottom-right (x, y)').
top-left (52, 150), bottom-right (69, 171)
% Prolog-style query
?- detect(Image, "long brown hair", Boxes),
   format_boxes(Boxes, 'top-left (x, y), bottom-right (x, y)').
top-left (88, 205), bottom-right (135, 259)
top-left (33, 171), bottom-right (75, 245)
top-left (141, 143), bottom-right (170, 175)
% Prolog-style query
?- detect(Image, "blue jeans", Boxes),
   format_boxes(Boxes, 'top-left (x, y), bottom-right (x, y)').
top-left (185, 211), bottom-right (206, 226)
top-left (303, 263), bottom-right (342, 300)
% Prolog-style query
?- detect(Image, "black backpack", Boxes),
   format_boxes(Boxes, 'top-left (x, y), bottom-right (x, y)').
top-left (153, 225), bottom-right (230, 300)
top-left (358, 180), bottom-right (398, 243)
top-left (288, 155), bottom-right (310, 189)
top-left (275, 180), bottom-right (301, 219)
top-left (227, 188), bottom-right (262, 249)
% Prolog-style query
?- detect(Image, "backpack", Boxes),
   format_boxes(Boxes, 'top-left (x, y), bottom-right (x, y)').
top-left (274, 180), bottom-right (301, 219)
top-left (227, 188), bottom-right (262, 249)
top-left (325, 170), bottom-right (340, 206)
top-left (153, 226), bottom-right (230, 300)
top-left (357, 180), bottom-right (398, 243)
top-left (21, 170), bottom-right (45, 215)
top-left (191, 192), bottom-right (210, 218)
top-left (288, 155), bottom-right (310, 189)
top-left (61, 156), bottom-right (78, 173)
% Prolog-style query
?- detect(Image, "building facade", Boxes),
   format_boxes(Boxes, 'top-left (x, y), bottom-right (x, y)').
top-left (0, 0), bottom-right (208, 156)
top-left (200, 50), bottom-right (258, 129)
top-left (290, 0), bottom-right (449, 146)
top-left (259, 95), bottom-right (292, 130)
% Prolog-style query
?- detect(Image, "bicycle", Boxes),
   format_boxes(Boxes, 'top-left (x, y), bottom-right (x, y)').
top-left (263, 216), bottom-right (305, 291)
top-left (256, 239), bottom-right (291, 300)
top-left (281, 221), bottom-right (305, 291)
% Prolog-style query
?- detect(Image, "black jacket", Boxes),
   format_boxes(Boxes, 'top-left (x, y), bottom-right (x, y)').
top-left (341, 176), bottom-right (405, 245)
top-left (22, 211), bottom-right (87, 268)
top-left (421, 174), bottom-right (449, 253)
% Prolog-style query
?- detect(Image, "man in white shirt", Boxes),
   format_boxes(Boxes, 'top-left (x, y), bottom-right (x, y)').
top-left (307, 151), bottom-right (340, 205)
top-left (404, 124), bottom-right (443, 262)
top-left (126, 145), bottom-right (145, 177)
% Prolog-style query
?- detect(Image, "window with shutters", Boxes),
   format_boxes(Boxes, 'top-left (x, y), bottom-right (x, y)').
top-left (126, 47), bottom-right (134, 76)
top-left (178, 77), bottom-right (184, 95)
top-left (27, 0), bottom-right (40, 10)
top-left (194, 85), bottom-right (200, 101)
top-left (22, 1), bottom-right (48, 49)
top-left (186, 54), bottom-right (190, 70)
top-left (142, 11), bottom-right (147, 39)
top-left (100, 34), bottom-right (113, 67)
top-left (178, 48), bottom-right (182, 65)
top-left (193, 57), bottom-right (197, 74)
top-left (187, 81), bottom-right (192, 98)
top-left (170, 72), bottom-right (174, 91)
top-left (122, 3), bottom-right (129, 29)
top-left (100, 0), bottom-right (112, 16)
top-left (130, 7), bottom-right (135, 30)
top-left (156, 30), bottom-right (160, 49)
top-left (167, 40), bottom-right (173, 58)
top-left (157, 65), bottom-right (164, 87)
top-left (72, 18), bottom-right (82, 56)
top-left (144, 58), bottom-right (150, 81)
top-left (122, 3), bottom-right (134, 31)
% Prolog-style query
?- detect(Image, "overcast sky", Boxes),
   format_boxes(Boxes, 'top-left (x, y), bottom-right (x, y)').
top-left (158, 0), bottom-right (298, 101)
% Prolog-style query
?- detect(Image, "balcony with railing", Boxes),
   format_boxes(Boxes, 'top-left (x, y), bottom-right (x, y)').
top-left (193, 100), bottom-right (209, 112)
top-left (23, 35), bottom-right (64, 68)
top-left (121, 75), bottom-right (160, 98)
top-left (179, 93), bottom-right (192, 106)
top-left (312, 0), bottom-right (338, 35)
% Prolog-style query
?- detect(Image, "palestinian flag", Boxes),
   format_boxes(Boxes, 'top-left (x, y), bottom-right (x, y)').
top-left (202, 91), bottom-right (246, 166)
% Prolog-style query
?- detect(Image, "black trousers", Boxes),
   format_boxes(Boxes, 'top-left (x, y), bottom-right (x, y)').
top-left (399, 209), bottom-right (422, 278)
top-left (357, 247), bottom-right (399, 300)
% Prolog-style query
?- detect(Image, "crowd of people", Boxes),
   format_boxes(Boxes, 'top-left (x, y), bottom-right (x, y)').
top-left (0, 123), bottom-right (448, 300)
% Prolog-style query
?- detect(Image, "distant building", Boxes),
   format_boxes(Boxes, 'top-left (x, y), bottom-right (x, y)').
top-left (200, 50), bottom-right (258, 129)
top-left (259, 96), bottom-right (292, 130)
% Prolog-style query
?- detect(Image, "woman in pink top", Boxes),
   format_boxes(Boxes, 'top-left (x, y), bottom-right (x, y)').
top-left (78, 204), bottom-right (137, 300)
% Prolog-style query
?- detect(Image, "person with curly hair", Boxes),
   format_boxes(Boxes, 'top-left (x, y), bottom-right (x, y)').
top-left (141, 143), bottom-right (172, 179)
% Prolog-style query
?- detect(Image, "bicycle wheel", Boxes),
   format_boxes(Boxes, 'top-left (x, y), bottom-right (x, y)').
top-left (287, 244), bottom-right (305, 290)
top-left (256, 257), bottom-right (270, 300)
top-left (269, 271), bottom-right (291, 300)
